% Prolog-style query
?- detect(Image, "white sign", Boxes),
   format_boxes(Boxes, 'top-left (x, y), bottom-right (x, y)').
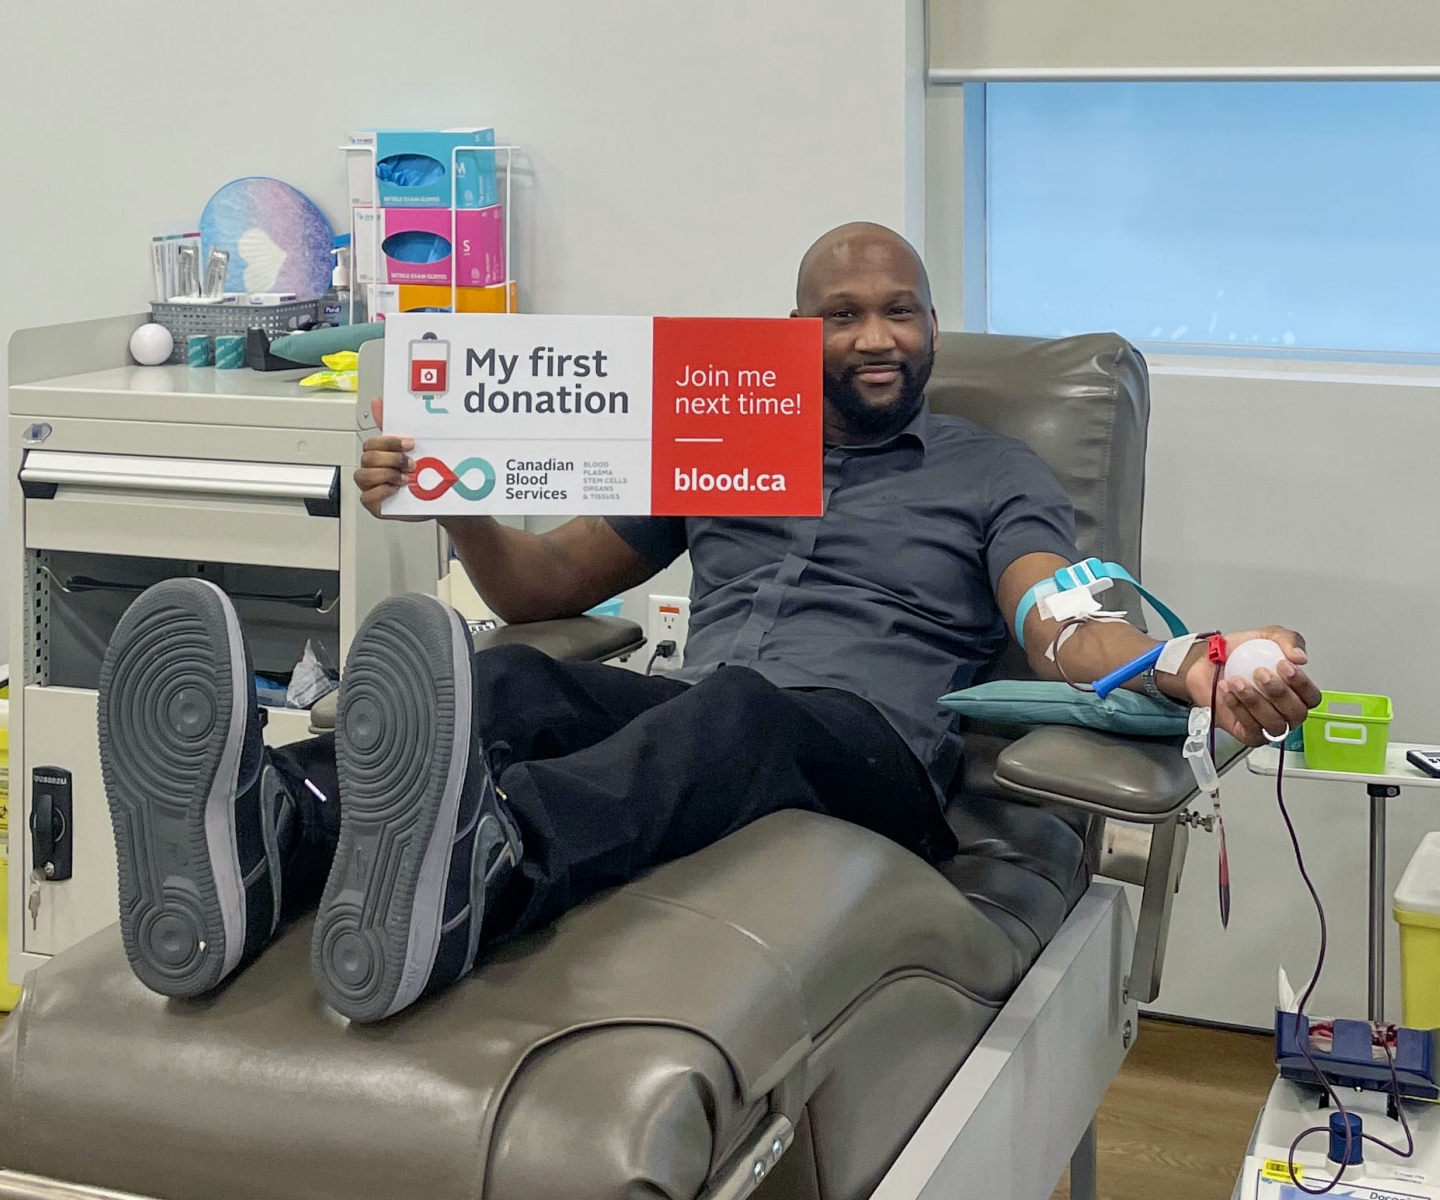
top-left (380, 312), bottom-right (824, 516)
top-left (382, 313), bottom-right (653, 515)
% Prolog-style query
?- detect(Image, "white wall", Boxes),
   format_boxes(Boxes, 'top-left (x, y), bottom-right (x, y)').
top-left (0, 0), bottom-right (925, 657)
top-left (927, 71), bottom-right (1440, 1027)
top-left (1142, 360), bottom-right (1440, 1027)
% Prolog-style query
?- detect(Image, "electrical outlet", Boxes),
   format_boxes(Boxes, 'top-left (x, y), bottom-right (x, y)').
top-left (647, 594), bottom-right (690, 669)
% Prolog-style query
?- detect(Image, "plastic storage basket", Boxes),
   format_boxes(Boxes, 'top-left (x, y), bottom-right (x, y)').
top-left (149, 299), bottom-right (320, 364)
top-left (1302, 690), bottom-right (1393, 775)
top-left (1394, 832), bottom-right (1440, 1031)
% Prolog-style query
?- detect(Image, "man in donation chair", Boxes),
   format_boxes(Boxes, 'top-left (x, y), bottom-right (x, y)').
top-left (96, 223), bottom-right (1319, 1023)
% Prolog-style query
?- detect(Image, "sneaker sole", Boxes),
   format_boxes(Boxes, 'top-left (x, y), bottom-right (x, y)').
top-left (315, 595), bottom-right (472, 1022)
top-left (96, 579), bottom-right (249, 997)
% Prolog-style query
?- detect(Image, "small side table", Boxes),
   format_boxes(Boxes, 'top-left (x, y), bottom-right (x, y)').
top-left (1248, 741), bottom-right (1440, 1022)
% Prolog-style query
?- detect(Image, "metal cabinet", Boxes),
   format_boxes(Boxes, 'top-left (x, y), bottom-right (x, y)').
top-left (6, 316), bottom-right (439, 981)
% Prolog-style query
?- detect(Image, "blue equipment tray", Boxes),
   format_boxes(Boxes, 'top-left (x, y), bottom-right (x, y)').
top-left (1275, 1011), bottom-right (1439, 1101)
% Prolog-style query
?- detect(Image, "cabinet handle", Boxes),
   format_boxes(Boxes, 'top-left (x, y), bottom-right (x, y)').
top-left (20, 450), bottom-right (340, 511)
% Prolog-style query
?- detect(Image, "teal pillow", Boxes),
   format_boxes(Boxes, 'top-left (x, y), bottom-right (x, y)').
top-left (269, 322), bottom-right (385, 365)
top-left (938, 679), bottom-right (1191, 736)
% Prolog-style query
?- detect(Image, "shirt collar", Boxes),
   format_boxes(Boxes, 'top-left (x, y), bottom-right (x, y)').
top-left (828, 403), bottom-right (932, 459)
top-left (897, 403), bottom-right (932, 454)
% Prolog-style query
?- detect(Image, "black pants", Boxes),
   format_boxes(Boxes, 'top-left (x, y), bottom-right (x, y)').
top-left (270, 645), bottom-right (957, 939)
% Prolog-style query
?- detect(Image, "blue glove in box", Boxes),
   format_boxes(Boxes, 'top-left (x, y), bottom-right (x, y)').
top-left (347, 128), bottom-right (498, 209)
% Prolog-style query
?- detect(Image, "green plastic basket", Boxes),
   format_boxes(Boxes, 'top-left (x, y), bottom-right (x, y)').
top-left (1303, 691), bottom-right (1393, 774)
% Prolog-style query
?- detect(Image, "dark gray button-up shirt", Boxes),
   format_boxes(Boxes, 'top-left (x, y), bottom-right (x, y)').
top-left (608, 404), bottom-right (1078, 796)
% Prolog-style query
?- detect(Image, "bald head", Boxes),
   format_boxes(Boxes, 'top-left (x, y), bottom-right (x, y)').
top-left (793, 222), bottom-right (939, 445)
top-left (795, 222), bottom-right (932, 314)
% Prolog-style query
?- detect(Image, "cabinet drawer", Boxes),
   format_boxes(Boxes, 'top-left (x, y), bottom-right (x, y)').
top-left (22, 451), bottom-right (340, 571)
top-left (19, 686), bottom-right (319, 959)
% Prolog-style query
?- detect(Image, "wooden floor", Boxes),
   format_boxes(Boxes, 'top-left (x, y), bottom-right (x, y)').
top-left (1053, 1017), bottom-right (1275, 1200)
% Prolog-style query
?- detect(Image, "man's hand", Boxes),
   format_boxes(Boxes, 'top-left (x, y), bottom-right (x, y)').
top-left (1183, 626), bottom-right (1322, 746)
top-left (354, 398), bottom-right (428, 521)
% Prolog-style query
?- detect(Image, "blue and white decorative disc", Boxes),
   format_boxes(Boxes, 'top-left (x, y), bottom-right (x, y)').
top-left (200, 176), bottom-right (334, 298)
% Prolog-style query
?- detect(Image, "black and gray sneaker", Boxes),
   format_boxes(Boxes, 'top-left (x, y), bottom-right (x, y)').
top-left (97, 579), bottom-right (289, 998)
top-left (312, 594), bottom-right (522, 1023)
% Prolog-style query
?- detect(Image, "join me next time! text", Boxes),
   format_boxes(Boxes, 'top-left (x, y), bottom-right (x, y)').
top-left (380, 313), bottom-right (824, 518)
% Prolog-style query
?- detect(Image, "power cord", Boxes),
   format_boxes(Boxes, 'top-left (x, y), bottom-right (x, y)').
top-left (1187, 644), bottom-right (1415, 1189)
top-left (1048, 622), bottom-right (1415, 1175)
top-left (1275, 744), bottom-right (1416, 1191)
top-left (645, 640), bottom-right (678, 676)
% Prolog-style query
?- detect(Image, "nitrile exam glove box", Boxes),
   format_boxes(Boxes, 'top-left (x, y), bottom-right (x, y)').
top-left (347, 128), bottom-right (499, 209)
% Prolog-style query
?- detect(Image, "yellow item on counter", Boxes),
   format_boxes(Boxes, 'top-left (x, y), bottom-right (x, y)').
top-left (1394, 832), bottom-right (1440, 1031)
top-left (299, 351), bottom-right (360, 392)
top-left (1, 687), bottom-right (22, 1012)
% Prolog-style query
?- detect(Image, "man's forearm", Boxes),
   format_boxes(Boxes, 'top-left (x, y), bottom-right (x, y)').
top-left (1000, 553), bottom-right (1316, 742)
top-left (1001, 554), bottom-right (1205, 703)
top-left (1027, 618), bottom-right (1203, 702)
top-left (440, 516), bottom-right (593, 623)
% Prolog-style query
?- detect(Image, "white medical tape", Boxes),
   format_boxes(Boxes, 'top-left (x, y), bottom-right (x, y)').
top-left (1039, 586), bottom-right (1103, 623)
top-left (1156, 633), bottom-right (1200, 677)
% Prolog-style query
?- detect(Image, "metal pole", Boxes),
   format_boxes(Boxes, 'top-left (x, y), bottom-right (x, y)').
top-left (1069, 1120), bottom-right (1099, 1200)
top-left (1367, 784), bottom-right (1399, 1022)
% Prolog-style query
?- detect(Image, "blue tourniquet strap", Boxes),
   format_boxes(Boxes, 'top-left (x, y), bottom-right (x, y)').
top-left (1014, 558), bottom-right (1189, 650)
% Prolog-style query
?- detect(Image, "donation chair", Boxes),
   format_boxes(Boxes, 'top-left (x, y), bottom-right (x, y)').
top-left (0, 331), bottom-right (1245, 1200)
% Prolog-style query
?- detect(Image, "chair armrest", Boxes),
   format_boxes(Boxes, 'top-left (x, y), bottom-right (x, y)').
top-left (994, 723), bottom-right (1247, 1004)
top-left (308, 616), bottom-right (645, 732)
top-left (472, 615), bottom-right (645, 663)
top-left (994, 725), bottom-right (1248, 823)
top-left (309, 690), bottom-right (338, 733)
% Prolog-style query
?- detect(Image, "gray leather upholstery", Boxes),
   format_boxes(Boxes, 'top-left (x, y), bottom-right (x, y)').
top-left (0, 814), bottom-right (1019, 1200)
top-left (997, 724), bottom-right (1247, 822)
top-left (926, 331), bottom-right (1150, 968)
top-left (928, 330), bottom-right (1148, 575)
top-left (929, 334), bottom-right (1228, 827)
top-left (307, 615), bottom-right (645, 733)
top-left (0, 331), bottom-right (1157, 1200)
top-left (308, 687), bottom-right (337, 732)
top-left (473, 614), bottom-right (645, 662)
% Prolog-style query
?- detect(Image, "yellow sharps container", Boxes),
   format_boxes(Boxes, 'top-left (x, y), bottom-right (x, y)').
top-left (1394, 832), bottom-right (1440, 1032)
top-left (1, 687), bottom-right (21, 1011)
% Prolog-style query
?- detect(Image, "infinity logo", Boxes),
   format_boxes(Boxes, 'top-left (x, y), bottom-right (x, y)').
top-left (410, 456), bottom-right (496, 501)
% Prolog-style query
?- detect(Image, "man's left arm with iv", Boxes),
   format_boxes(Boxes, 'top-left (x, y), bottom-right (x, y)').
top-left (996, 552), bottom-right (1320, 746)
top-left (981, 449), bottom-right (1321, 747)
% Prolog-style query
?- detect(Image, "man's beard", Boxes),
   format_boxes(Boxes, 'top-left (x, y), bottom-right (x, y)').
top-left (823, 346), bottom-right (935, 440)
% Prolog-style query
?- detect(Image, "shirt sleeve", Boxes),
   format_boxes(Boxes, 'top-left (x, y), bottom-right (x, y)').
top-left (983, 443), bottom-right (1080, 594)
top-left (605, 516), bottom-right (689, 569)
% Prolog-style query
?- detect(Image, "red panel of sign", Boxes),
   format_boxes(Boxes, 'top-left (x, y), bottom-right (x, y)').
top-left (650, 317), bottom-right (823, 516)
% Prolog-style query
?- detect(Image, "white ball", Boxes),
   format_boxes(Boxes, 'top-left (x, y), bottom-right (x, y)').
top-left (129, 323), bottom-right (174, 366)
top-left (1224, 638), bottom-right (1289, 687)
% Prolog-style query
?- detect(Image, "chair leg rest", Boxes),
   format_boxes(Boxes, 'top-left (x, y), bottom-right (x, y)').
top-left (870, 880), bottom-right (1138, 1200)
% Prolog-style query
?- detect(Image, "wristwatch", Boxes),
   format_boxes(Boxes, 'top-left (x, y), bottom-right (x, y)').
top-left (1140, 665), bottom-right (1187, 707)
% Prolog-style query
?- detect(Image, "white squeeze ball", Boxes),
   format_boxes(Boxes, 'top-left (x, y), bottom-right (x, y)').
top-left (1224, 638), bottom-right (1289, 687)
top-left (128, 323), bottom-right (175, 366)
